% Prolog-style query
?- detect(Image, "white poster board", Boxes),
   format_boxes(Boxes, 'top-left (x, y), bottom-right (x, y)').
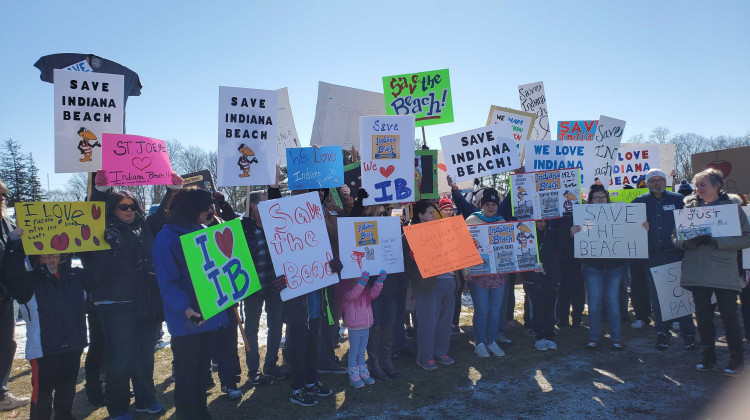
top-left (437, 150), bottom-right (473, 195)
top-left (518, 81), bottom-right (550, 140)
top-left (467, 221), bottom-right (541, 275)
top-left (650, 261), bottom-right (695, 322)
top-left (310, 81), bottom-right (386, 152)
top-left (510, 169), bottom-right (581, 220)
top-left (673, 204), bottom-right (742, 240)
top-left (440, 126), bottom-right (522, 183)
top-left (622, 142), bottom-right (675, 186)
top-left (257, 192), bottom-right (339, 301)
top-left (337, 217), bottom-right (404, 279)
top-left (53, 69), bottom-right (124, 173)
top-left (590, 115), bottom-right (626, 189)
top-left (573, 203), bottom-right (648, 259)
top-left (525, 140), bottom-right (588, 178)
top-left (276, 87), bottom-right (300, 165)
top-left (217, 86), bottom-right (278, 187)
top-left (359, 115), bottom-right (416, 205)
top-left (609, 144), bottom-right (660, 189)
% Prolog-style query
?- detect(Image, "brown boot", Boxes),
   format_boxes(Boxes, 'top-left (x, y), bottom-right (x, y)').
top-left (380, 325), bottom-right (399, 378)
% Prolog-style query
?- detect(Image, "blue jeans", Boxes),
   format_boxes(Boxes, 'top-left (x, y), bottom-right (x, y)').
top-left (468, 281), bottom-right (505, 345)
top-left (243, 289), bottom-right (283, 372)
top-left (347, 328), bottom-right (369, 368)
top-left (582, 265), bottom-right (623, 342)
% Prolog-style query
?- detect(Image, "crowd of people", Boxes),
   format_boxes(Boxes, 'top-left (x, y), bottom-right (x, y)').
top-left (1, 162), bottom-right (749, 419)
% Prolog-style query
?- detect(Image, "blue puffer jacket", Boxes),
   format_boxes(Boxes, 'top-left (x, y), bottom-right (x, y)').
top-left (153, 223), bottom-right (227, 337)
top-left (631, 191), bottom-right (685, 258)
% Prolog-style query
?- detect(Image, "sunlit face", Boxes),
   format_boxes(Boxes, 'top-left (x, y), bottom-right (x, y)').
top-left (38, 254), bottom-right (61, 274)
top-left (695, 177), bottom-right (720, 202)
top-left (115, 198), bottom-right (137, 224)
top-left (440, 207), bottom-right (453, 218)
top-left (589, 191), bottom-right (609, 204)
top-left (418, 208), bottom-right (435, 223)
top-left (646, 176), bottom-right (667, 194)
top-left (482, 202), bottom-right (498, 217)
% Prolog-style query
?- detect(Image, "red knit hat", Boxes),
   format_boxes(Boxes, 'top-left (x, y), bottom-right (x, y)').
top-left (438, 196), bottom-right (453, 210)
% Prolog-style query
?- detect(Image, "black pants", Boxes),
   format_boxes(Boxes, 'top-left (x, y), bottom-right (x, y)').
top-left (740, 285), bottom-right (750, 338)
top-left (84, 310), bottom-right (105, 399)
top-left (0, 299), bottom-right (16, 400)
top-left (318, 286), bottom-right (338, 367)
top-left (172, 331), bottom-right (215, 420)
top-left (453, 272), bottom-right (466, 326)
top-left (30, 350), bottom-right (82, 420)
top-left (214, 308), bottom-right (240, 388)
top-left (556, 258), bottom-right (585, 325)
top-left (284, 295), bottom-right (319, 390)
top-left (524, 283), bottom-right (557, 341)
top-left (629, 260), bottom-right (652, 322)
top-left (689, 286), bottom-right (743, 356)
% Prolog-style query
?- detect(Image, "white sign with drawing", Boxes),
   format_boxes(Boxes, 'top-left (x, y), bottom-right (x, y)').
top-left (337, 217), bottom-right (404, 279)
top-left (673, 204), bottom-right (741, 240)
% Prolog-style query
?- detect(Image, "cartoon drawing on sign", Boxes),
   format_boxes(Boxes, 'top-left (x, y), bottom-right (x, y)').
top-left (237, 143), bottom-right (258, 178)
top-left (516, 223), bottom-right (534, 250)
top-left (77, 127), bottom-right (101, 162)
top-left (563, 190), bottom-right (578, 213)
top-left (351, 250), bottom-right (366, 270)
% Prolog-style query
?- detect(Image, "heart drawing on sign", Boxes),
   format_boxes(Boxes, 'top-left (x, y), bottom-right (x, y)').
top-left (214, 228), bottom-right (234, 259)
top-left (380, 165), bottom-right (395, 178)
top-left (132, 157), bottom-right (152, 171)
top-left (706, 161), bottom-right (732, 178)
top-left (91, 204), bottom-right (101, 220)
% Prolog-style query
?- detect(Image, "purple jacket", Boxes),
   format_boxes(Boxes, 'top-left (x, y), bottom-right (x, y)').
top-left (339, 279), bottom-right (383, 330)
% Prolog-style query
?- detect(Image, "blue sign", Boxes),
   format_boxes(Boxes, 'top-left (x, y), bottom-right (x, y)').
top-left (286, 146), bottom-right (344, 190)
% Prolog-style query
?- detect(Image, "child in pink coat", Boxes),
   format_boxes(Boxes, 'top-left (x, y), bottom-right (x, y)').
top-left (339, 270), bottom-right (386, 388)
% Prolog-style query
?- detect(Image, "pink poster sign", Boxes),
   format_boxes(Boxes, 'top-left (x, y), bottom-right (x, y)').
top-left (102, 134), bottom-right (173, 186)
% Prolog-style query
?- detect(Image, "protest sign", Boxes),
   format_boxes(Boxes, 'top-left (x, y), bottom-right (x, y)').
top-left (573, 203), bottom-right (648, 258)
top-left (557, 120), bottom-right (598, 141)
top-left (518, 81), bottom-right (550, 140)
top-left (310, 82), bottom-right (385, 152)
top-left (382, 69), bottom-right (453, 127)
top-left (650, 261), bottom-right (695, 321)
top-left (180, 219), bottom-right (261, 320)
top-left (609, 188), bottom-right (650, 203)
top-left (437, 150), bottom-right (473, 195)
top-left (258, 192), bottom-right (339, 301)
top-left (337, 217), bottom-right (404, 279)
top-left (330, 161), bottom-right (362, 209)
top-left (623, 142), bottom-right (675, 186)
top-left (54, 69), bottom-right (124, 173)
top-left (182, 170), bottom-right (216, 193)
top-left (525, 140), bottom-right (587, 176)
top-left (486, 106), bottom-right (537, 141)
top-left (403, 216), bottom-right (483, 278)
top-left (673, 204), bottom-right (741, 240)
top-left (359, 115), bottom-right (416, 205)
top-left (590, 115), bottom-right (626, 189)
top-left (276, 87), bottom-right (300, 165)
top-left (609, 144), bottom-right (659, 188)
top-left (286, 146), bottom-right (344, 190)
top-left (217, 86), bottom-right (278, 187)
top-left (14, 201), bottom-right (109, 255)
top-left (691, 145), bottom-right (750, 195)
top-left (510, 169), bottom-right (581, 220)
top-left (742, 207), bottom-right (750, 269)
top-left (64, 59), bottom-right (93, 72)
top-left (467, 221), bottom-right (541, 276)
top-left (415, 149), bottom-right (438, 200)
top-left (440, 126), bottom-right (522, 183)
top-left (102, 134), bottom-right (173, 186)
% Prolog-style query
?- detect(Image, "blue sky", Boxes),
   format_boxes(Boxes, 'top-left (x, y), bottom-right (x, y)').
top-left (1, 1), bottom-right (748, 190)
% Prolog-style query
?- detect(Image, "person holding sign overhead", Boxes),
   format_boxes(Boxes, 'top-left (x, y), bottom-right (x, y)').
top-left (673, 168), bottom-right (750, 377)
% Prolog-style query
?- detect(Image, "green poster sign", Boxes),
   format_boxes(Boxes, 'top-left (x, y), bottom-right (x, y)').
top-left (382, 69), bottom-right (453, 127)
top-left (609, 188), bottom-right (649, 203)
top-left (180, 219), bottom-right (261, 320)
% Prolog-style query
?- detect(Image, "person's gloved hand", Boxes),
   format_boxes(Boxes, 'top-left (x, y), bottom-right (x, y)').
top-left (329, 257), bottom-right (343, 274)
top-left (94, 170), bottom-right (109, 187)
top-left (683, 235), bottom-right (706, 249)
top-left (104, 228), bottom-right (119, 245)
top-left (357, 188), bottom-right (369, 201)
top-left (377, 270), bottom-right (387, 283)
top-left (271, 275), bottom-right (288, 293)
top-left (213, 191), bottom-right (226, 205)
top-left (421, 144), bottom-right (429, 150)
top-left (359, 271), bottom-right (370, 286)
top-left (697, 234), bottom-right (713, 246)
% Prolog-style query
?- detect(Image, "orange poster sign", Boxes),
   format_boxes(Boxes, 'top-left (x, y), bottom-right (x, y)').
top-left (403, 216), bottom-right (483, 278)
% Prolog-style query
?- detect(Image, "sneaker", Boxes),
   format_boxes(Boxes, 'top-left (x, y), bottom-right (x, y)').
top-left (0, 393), bottom-right (30, 411)
top-left (435, 355), bottom-right (455, 365)
top-left (587, 341), bottom-right (598, 349)
top-left (535, 339), bottom-right (549, 351)
top-left (247, 370), bottom-right (263, 386)
top-left (545, 340), bottom-right (558, 350)
top-left (682, 335), bottom-right (697, 350)
top-left (347, 367), bottom-right (364, 388)
top-left (451, 325), bottom-right (463, 335)
top-left (723, 359), bottom-right (744, 377)
top-left (220, 385), bottom-right (243, 400)
top-left (358, 365), bottom-right (375, 385)
top-left (416, 359), bottom-right (438, 371)
top-left (631, 320), bottom-right (647, 329)
top-left (696, 361), bottom-right (716, 371)
top-left (497, 332), bottom-right (513, 345)
top-left (135, 401), bottom-right (164, 414)
top-left (318, 362), bottom-right (347, 374)
top-left (612, 342), bottom-right (625, 350)
top-left (305, 381), bottom-right (332, 397)
top-left (486, 341), bottom-right (506, 357)
top-left (290, 388), bottom-right (318, 406)
top-left (656, 333), bottom-right (670, 350)
top-left (474, 343), bottom-right (490, 358)
top-left (263, 365), bottom-right (289, 380)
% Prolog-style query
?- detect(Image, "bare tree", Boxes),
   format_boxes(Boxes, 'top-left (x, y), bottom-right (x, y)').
top-left (65, 173), bottom-right (90, 202)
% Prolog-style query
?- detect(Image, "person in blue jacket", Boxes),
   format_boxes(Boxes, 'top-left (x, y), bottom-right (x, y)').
top-left (153, 188), bottom-right (228, 420)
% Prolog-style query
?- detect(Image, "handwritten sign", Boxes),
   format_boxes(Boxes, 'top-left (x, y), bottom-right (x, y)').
top-left (338, 217), bottom-right (404, 279)
top-left (437, 150), bottom-right (473, 195)
top-left (258, 192), bottom-right (339, 301)
top-left (518, 81), bottom-right (550, 140)
top-left (609, 188), bottom-right (650, 203)
top-left (557, 120), bottom-right (598, 141)
top-left (102, 134), bottom-right (173, 186)
top-left (525, 140), bottom-right (588, 175)
top-left (54, 69), bottom-right (124, 173)
top-left (359, 115), bottom-right (415, 205)
top-left (487, 106), bottom-right (537, 141)
top-left (440, 126), bottom-right (522, 183)
top-left (415, 150), bottom-right (438, 200)
top-left (64, 59), bottom-right (93, 72)
top-left (650, 261), bottom-right (695, 321)
top-left (276, 87), bottom-right (300, 165)
top-left (382, 69), bottom-right (453, 127)
top-left (623, 142), bottom-right (675, 187)
top-left (691, 145), bottom-right (750, 195)
top-left (310, 82), bottom-right (385, 152)
top-left (217, 86), bottom-right (278, 187)
top-left (590, 115), bottom-right (626, 189)
top-left (510, 169), bottom-right (581, 219)
top-left (182, 170), bottom-right (216, 193)
top-left (467, 221), bottom-right (541, 275)
top-left (286, 146), bottom-right (344, 190)
top-left (180, 219), bottom-right (261, 320)
top-left (403, 216), bottom-right (483, 278)
top-left (609, 144), bottom-right (659, 188)
top-left (14, 201), bottom-right (109, 255)
top-left (673, 204), bottom-right (741, 240)
top-left (573, 203), bottom-right (648, 259)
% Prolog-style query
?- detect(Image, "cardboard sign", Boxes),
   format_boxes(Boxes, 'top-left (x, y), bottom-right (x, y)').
top-left (102, 134), bottom-right (173, 186)
top-left (14, 201), bottom-right (109, 255)
top-left (337, 217), bottom-right (404, 279)
top-left (285, 146), bottom-right (344, 190)
top-left (510, 169), bottom-right (581, 220)
top-left (359, 115), bottom-right (416, 205)
top-left (673, 204), bottom-right (741, 240)
top-left (557, 120), bottom-right (598, 141)
top-left (609, 144), bottom-right (659, 189)
top-left (518, 81), bottom-right (550, 140)
top-left (440, 126), bottom-right (522, 183)
top-left (415, 150), bottom-right (438, 200)
top-left (53, 69), bottom-right (124, 173)
top-left (180, 219), bottom-right (261, 320)
top-left (382, 69), bottom-right (453, 127)
top-left (403, 216), bottom-right (483, 278)
top-left (217, 86), bottom-right (278, 187)
top-left (276, 87), bottom-right (301, 165)
top-left (742, 207), bottom-right (750, 269)
top-left (609, 188), bottom-right (650, 203)
top-left (182, 170), bottom-right (216, 193)
top-left (590, 115), bottom-right (626, 189)
top-left (437, 150), bottom-right (473, 195)
top-left (691, 145), bottom-right (750, 195)
top-left (310, 82), bottom-right (385, 152)
top-left (650, 261), bottom-right (695, 321)
top-left (467, 221), bottom-right (541, 275)
top-left (258, 192), bottom-right (339, 301)
top-left (573, 203), bottom-right (648, 259)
